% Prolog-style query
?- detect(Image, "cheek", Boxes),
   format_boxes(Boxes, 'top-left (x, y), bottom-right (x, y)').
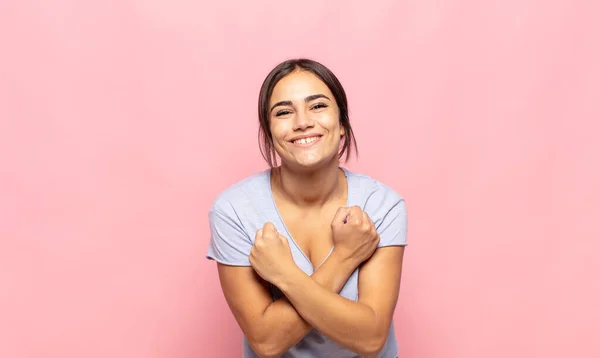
top-left (269, 121), bottom-right (288, 142)
top-left (328, 109), bottom-right (342, 132)
top-left (316, 112), bottom-right (339, 129)
top-left (330, 119), bottom-right (344, 137)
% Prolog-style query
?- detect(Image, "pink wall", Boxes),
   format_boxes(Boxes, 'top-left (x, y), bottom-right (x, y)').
top-left (1, 1), bottom-right (599, 357)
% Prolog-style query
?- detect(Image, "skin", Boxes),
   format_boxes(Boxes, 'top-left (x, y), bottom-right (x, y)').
top-left (216, 70), bottom-right (405, 357)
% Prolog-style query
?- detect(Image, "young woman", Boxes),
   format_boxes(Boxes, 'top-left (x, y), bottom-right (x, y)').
top-left (207, 58), bottom-right (408, 358)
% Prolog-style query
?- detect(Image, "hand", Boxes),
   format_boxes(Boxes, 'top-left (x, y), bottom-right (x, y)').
top-left (249, 222), bottom-right (297, 285)
top-left (330, 206), bottom-right (379, 266)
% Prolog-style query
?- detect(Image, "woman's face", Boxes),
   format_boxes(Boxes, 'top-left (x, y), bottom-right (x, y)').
top-left (268, 70), bottom-right (344, 169)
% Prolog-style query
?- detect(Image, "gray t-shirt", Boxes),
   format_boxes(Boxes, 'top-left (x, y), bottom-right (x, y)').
top-left (206, 167), bottom-right (408, 358)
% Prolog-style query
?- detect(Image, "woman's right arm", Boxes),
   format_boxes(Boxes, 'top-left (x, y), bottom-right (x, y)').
top-left (217, 248), bottom-right (357, 358)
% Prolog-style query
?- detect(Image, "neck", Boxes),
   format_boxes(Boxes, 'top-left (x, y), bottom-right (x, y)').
top-left (272, 160), bottom-right (345, 207)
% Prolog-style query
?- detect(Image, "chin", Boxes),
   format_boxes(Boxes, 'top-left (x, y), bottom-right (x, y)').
top-left (284, 154), bottom-right (338, 171)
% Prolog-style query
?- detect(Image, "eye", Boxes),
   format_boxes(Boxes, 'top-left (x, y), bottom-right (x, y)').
top-left (311, 103), bottom-right (328, 110)
top-left (275, 109), bottom-right (292, 117)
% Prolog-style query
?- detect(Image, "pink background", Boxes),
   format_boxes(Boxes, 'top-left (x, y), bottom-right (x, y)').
top-left (1, 1), bottom-right (599, 357)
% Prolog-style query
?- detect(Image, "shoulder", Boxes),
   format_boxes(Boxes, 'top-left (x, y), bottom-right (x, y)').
top-left (210, 169), bottom-right (271, 215)
top-left (206, 170), bottom-right (272, 265)
top-left (344, 168), bottom-right (408, 246)
top-left (344, 168), bottom-right (405, 208)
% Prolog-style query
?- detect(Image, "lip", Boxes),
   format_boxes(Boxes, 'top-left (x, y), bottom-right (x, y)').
top-left (288, 134), bottom-right (323, 147)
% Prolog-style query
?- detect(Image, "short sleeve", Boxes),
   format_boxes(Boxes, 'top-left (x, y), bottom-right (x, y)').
top-left (364, 186), bottom-right (408, 247)
top-left (206, 207), bottom-right (253, 266)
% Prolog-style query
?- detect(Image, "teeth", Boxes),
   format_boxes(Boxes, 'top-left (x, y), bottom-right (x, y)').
top-left (294, 136), bottom-right (319, 144)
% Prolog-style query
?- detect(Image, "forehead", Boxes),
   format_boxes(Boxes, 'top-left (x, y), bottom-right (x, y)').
top-left (270, 70), bottom-right (334, 104)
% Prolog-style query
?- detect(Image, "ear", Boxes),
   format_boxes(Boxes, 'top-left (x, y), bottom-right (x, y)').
top-left (340, 125), bottom-right (345, 137)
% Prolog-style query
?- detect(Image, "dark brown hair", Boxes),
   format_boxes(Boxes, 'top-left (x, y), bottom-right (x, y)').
top-left (257, 58), bottom-right (358, 167)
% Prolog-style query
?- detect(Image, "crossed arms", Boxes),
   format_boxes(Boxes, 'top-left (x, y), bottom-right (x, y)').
top-left (215, 206), bottom-right (406, 358)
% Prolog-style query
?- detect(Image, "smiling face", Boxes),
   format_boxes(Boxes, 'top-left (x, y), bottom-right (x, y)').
top-left (268, 70), bottom-right (345, 170)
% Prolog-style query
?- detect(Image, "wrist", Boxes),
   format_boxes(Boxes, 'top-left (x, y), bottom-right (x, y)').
top-left (273, 264), bottom-right (305, 292)
top-left (329, 248), bottom-right (361, 272)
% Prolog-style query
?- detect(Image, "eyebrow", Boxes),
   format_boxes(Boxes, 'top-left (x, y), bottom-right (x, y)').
top-left (270, 94), bottom-right (331, 113)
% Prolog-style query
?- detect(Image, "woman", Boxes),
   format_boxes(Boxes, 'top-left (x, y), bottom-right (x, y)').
top-left (207, 58), bottom-right (407, 358)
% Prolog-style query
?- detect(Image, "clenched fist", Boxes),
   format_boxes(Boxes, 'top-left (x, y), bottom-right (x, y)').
top-left (249, 222), bottom-right (296, 285)
top-left (331, 206), bottom-right (379, 266)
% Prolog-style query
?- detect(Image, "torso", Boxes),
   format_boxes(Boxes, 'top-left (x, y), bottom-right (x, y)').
top-left (207, 167), bottom-right (403, 357)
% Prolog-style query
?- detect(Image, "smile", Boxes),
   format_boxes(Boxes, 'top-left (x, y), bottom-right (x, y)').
top-left (290, 135), bottom-right (322, 146)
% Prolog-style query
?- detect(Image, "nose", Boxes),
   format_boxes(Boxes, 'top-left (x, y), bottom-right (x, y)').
top-left (293, 108), bottom-right (315, 131)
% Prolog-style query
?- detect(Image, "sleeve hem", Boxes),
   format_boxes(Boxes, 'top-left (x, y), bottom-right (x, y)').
top-left (378, 242), bottom-right (408, 248)
top-left (205, 255), bottom-right (252, 267)
top-left (378, 231), bottom-right (408, 248)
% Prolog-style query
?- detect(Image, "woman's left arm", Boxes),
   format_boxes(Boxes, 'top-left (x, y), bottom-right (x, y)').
top-left (276, 245), bottom-right (405, 357)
